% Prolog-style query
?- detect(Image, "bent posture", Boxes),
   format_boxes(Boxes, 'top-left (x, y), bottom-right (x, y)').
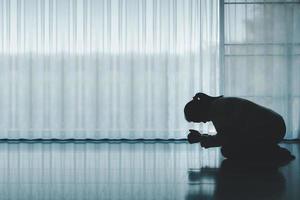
top-left (184, 93), bottom-right (295, 162)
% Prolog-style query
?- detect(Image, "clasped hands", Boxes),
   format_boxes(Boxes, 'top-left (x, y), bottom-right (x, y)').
top-left (187, 129), bottom-right (202, 144)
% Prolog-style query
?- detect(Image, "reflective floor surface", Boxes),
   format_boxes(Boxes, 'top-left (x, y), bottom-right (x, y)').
top-left (0, 142), bottom-right (299, 200)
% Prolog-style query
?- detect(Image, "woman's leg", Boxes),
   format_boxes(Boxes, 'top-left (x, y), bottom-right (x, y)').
top-left (220, 118), bottom-right (293, 161)
top-left (256, 116), bottom-right (286, 144)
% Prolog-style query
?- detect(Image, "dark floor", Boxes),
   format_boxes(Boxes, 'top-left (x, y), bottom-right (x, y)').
top-left (0, 142), bottom-right (298, 200)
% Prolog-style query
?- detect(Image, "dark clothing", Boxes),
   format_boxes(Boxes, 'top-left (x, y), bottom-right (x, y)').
top-left (200, 97), bottom-right (286, 149)
top-left (198, 97), bottom-right (294, 161)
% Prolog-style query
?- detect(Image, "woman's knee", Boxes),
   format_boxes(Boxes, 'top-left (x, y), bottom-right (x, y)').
top-left (221, 144), bottom-right (260, 159)
top-left (220, 146), bottom-right (243, 159)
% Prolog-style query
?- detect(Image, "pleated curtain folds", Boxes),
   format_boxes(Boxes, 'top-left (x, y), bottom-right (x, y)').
top-left (0, 0), bottom-right (219, 139)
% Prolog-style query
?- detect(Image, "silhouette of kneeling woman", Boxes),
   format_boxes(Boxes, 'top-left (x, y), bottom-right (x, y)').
top-left (184, 93), bottom-right (295, 163)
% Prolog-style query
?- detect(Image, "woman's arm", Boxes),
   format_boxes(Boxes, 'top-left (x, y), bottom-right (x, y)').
top-left (199, 134), bottom-right (224, 148)
top-left (187, 129), bottom-right (225, 148)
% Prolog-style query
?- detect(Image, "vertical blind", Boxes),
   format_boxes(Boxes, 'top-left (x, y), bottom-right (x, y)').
top-left (224, 0), bottom-right (300, 139)
top-left (0, 0), bottom-right (219, 139)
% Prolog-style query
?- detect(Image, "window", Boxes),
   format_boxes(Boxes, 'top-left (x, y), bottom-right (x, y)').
top-left (223, 0), bottom-right (300, 138)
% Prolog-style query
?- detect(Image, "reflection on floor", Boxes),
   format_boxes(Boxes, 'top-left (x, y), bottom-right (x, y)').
top-left (0, 142), bottom-right (298, 200)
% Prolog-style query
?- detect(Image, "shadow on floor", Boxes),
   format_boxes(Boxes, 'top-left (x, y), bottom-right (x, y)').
top-left (186, 159), bottom-right (286, 200)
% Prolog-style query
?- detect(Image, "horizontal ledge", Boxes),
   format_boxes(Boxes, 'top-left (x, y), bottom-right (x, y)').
top-left (0, 129), bottom-right (208, 132)
top-left (0, 138), bottom-right (188, 143)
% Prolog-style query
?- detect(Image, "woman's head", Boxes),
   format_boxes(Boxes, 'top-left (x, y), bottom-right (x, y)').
top-left (184, 93), bottom-right (223, 123)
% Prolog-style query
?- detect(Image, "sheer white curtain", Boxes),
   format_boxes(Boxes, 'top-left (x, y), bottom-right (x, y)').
top-left (0, 0), bottom-right (219, 139)
top-left (224, 0), bottom-right (300, 139)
